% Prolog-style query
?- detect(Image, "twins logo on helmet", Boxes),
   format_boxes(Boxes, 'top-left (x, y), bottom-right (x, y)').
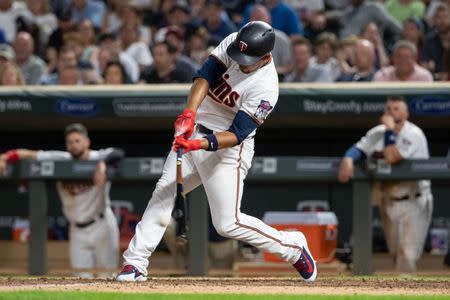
top-left (239, 41), bottom-right (248, 52)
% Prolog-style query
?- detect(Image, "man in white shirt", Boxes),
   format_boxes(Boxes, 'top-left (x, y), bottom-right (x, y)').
top-left (0, 123), bottom-right (123, 278)
top-left (338, 96), bottom-right (433, 272)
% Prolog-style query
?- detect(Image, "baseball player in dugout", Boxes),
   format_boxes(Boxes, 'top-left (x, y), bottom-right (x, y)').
top-left (0, 123), bottom-right (124, 278)
top-left (338, 96), bottom-right (433, 273)
top-left (116, 21), bottom-right (317, 282)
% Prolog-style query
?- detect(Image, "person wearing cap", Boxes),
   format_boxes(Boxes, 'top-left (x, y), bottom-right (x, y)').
top-left (117, 20), bottom-right (317, 283)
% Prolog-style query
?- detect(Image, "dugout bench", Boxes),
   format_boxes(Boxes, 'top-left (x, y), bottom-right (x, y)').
top-left (1, 157), bottom-right (449, 276)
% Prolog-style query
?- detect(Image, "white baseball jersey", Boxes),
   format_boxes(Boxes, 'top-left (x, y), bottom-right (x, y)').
top-left (123, 32), bottom-right (312, 276)
top-left (355, 121), bottom-right (431, 196)
top-left (36, 148), bottom-right (115, 224)
top-left (36, 148), bottom-right (119, 275)
top-left (354, 120), bottom-right (432, 272)
top-left (196, 33), bottom-right (279, 135)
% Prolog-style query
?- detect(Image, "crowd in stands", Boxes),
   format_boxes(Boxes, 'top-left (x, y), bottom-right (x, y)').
top-left (0, 0), bottom-right (449, 87)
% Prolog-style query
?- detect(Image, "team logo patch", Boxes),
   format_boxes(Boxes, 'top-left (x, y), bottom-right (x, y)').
top-left (401, 138), bottom-right (411, 146)
top-left (239, 41), bottom-right (248, 52)
top-left (254, 100), bottom-right (273, 120)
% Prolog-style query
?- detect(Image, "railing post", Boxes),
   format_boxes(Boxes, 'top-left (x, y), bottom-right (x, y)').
top-left (352, 179), bottom-right (373, 275)
top-left (187, 185), bottom-right (208, 276)
top-left (28, 180), bottom-right (48, 275)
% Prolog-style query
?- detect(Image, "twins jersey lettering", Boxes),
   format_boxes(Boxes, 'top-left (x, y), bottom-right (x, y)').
top-left (196, 33), bottom-right (279, 134)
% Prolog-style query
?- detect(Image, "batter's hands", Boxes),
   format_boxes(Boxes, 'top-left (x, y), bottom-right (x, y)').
top-left (338, 157), bottom-right (354, 183)
top-left (380, 114), bottom-right (395, 130)
top-left (93, 161), bottom-right (107, 186)
top-left (174, 108), bottom-right (196, 138)
top-left (173, 136), bottom-right (202, 154)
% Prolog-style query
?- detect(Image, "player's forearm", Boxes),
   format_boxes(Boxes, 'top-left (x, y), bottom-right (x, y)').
top-left (0, 149), bottom-right (37, 161)
top-left (186, 78), bottom-right (209, 112)
top-left (383, 145), bottom-right (403, 164)
top-left (16, 149), bottom-right (38, 159)
top-left (198, 131), bottom-right (239, 150)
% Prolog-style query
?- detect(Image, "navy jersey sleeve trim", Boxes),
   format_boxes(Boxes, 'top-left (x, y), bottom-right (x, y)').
top-left (227, 110), bottom-right (259, 144)
top-left (193, 55), bottom-right (227, 88)
top-left (344, 146), bottom-right (366, 162)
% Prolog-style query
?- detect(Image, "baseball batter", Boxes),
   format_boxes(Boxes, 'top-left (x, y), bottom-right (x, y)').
top-left (338, 96), bottom-right (433, 272)
top-left (0, 123), bottom-right (122, 278)
top-left (117, 21), bottom-right (317, 282)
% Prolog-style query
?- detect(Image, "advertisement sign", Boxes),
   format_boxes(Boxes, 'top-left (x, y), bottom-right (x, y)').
top-left (55, 98), bottom-right (99, 117)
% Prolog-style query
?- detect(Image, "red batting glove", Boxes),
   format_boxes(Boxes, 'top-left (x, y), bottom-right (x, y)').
top-left (174, 108), bottom-right (196, 138)
top-left (173, 136), bottom-right (202, 154)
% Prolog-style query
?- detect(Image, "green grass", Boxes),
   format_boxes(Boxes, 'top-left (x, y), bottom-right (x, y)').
top-left (0, 292), bottom-right (449, 300)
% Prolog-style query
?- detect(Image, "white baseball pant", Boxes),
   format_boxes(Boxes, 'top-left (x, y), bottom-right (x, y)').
top-left (122, 129), bottom-right (305, 275)
top-left (70, 207), bottom-right (119, 277)
top-left (380, 189), bottom-right (433, 272)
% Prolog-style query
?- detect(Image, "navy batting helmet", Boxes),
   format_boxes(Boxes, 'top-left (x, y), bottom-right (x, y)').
top-left (226, 21), bottom-right (275, 66)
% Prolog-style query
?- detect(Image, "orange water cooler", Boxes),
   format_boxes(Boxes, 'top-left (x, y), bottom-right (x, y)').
top-left (262, 211), bottom-right (338, 263)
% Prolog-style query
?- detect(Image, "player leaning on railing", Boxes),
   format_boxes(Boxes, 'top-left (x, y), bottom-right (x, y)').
top-left (0, 123), bottom-right (124, 279)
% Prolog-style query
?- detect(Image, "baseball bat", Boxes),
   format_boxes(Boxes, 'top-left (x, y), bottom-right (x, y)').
top-left (172, 147), bottom-right (188, 245)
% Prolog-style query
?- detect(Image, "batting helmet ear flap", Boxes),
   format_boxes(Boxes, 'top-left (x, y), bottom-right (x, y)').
top-left (227, 21), bottom-right (275, 66)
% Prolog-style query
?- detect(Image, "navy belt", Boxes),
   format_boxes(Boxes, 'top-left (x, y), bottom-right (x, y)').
top-left (391, 192), bottom-right (422, 201)
top-left (75, 212), bottom-right (104, 228)
top-left (197, 124), bottom-right (213, 135)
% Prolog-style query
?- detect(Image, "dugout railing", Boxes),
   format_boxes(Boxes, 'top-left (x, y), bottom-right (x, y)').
top-left (1, 157), bottom-right (449, 276)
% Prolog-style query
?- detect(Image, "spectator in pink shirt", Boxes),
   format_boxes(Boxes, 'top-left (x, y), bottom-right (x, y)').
top-left (374, 40), bottom-right (433, 82)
